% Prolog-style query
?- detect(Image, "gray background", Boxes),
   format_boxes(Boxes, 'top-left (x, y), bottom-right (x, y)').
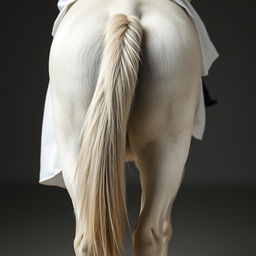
top-left (1, 1), bottom-right (256, 256)
top-left (2, 0), bottom-right (256, 186)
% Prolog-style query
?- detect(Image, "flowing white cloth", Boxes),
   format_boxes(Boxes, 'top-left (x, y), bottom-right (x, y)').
top-left (39, 0), bottom-right (219, 188)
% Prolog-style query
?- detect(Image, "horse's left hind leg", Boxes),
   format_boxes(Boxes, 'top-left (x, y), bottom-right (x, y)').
top-left (132, 131), bottom-right (192, 256)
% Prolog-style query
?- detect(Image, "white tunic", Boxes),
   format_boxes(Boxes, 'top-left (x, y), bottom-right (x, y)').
top-left (39, 0), bottom-right (219, 188)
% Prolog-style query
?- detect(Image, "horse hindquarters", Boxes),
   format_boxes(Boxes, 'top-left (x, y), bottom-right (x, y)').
top-left (49, 1), bottom-right (203, 255)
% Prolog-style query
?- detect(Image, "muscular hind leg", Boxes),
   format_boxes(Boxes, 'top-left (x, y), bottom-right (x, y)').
top-left (132, 130), bottom-right (192, 256)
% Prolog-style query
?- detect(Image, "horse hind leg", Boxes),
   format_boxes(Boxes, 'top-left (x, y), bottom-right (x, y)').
top-left (132, 129), bottom-right (192, 256)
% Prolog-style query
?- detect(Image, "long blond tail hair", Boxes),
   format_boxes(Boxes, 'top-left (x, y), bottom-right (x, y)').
top-left (75, 14), bottom-right (143, 256)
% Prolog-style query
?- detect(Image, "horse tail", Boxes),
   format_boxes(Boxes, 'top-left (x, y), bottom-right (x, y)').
top-left (75, 14), bottom-right (143, 256)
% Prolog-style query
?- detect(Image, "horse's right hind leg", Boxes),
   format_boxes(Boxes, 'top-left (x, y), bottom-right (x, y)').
top-left (132, 129), bottom-right (192, 256)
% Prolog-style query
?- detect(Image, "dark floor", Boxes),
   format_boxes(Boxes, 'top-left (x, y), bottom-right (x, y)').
top-left (0, 183), bottom-right (255, 256)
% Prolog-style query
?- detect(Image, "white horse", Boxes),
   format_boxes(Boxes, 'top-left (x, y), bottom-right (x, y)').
top-left (49, 0), bottom-right (202, 255)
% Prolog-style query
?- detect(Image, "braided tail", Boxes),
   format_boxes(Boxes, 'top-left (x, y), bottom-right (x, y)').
top-left (75, 14), bottom-right (143, 256)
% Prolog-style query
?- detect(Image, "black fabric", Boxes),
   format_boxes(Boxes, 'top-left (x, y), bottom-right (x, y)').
top-left (202, 78), bottom-right (218, 107)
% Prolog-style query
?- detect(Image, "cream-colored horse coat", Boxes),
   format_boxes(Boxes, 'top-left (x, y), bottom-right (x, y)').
top-left (49, 0), bottom-right (203, 255)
